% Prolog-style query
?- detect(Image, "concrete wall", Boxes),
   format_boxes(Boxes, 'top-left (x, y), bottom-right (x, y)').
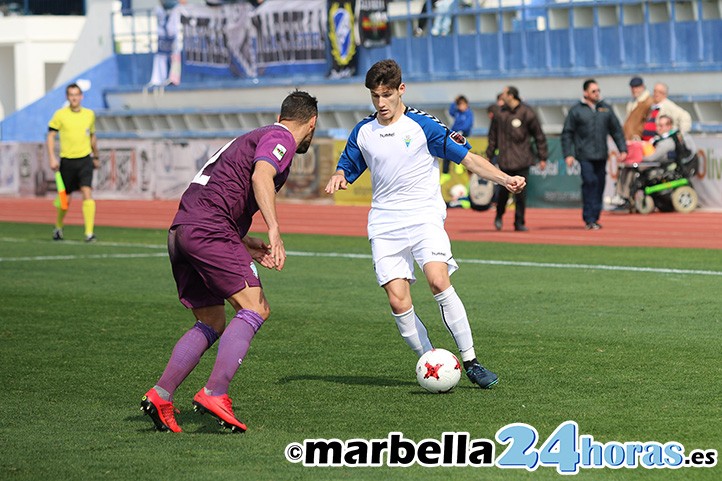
top-left (0, 15), bottom-right (85, 120)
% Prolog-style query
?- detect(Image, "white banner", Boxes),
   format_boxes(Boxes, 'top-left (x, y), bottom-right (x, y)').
top-left (0, 143), bottom-right (19, 194)
top-left (181, 0), bottom-right (327, 78)
top-left (690, 135), bottom-right (722, 210)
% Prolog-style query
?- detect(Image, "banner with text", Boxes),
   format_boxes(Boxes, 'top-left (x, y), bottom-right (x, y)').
top-left (181, 0), bottom-right (328, 79)
top-left (357, 0), bottom-right (390, 48)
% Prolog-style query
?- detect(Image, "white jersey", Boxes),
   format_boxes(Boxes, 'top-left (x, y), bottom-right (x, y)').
top-left (337, 107), bottom-right (471, 235)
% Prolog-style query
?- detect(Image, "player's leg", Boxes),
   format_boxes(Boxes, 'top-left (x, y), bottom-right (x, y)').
top-left (193, 286), bottom-right (267, 432)
top-left (141, 227), bottom-right (227, 432)
top-left (181, 229), bottom-right (266, 432)
top-left (383, 278), bottom-right (433, 357)
top-left (373, 236), bottom-right (433, 357)
top-left (415, 225), bottom-right (498, 388)
top-left (78, 156), bottom-right (96, 241)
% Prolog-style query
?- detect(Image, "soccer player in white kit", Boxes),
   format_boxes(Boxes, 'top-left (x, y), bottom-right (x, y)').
top-left (325, 59), bottom-right (526, 388)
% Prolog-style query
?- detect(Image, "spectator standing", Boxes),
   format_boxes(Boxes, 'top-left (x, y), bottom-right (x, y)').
top-left (486, 86), bottom-right (547, 232)
top-left (415, 0), bottom-right (439, 36)
top-left (149, 0), bottom-right (186, 87)
top-left (651, 83), bottom-right (692, 135)
top-left (47, 83), bottom-right (100, 242)
top-left (441, 95), bottom-right (474, 179)
top-left (623, 76), bottom-right (653, 140)
top-left (430, 0), bottom-right (458, 36)
top-left (562, 79), bottom-right (627, 230)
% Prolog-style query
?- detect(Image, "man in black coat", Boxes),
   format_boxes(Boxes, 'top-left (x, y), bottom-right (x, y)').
top-left (562, 79), bottom-right (627, 230)
top-left (486, 86), bottom-right (547, 232)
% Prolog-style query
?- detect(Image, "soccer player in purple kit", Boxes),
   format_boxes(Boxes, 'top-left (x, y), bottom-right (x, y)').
top-left (140, 90), bottom-right (318, 433)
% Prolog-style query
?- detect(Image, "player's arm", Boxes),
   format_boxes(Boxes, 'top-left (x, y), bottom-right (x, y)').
top-left (90, 132), bottom-right (100, 169)
top-left (47, 129), bottom-right (59, 171)
top-left (325, 124), bottom-right (367, 194)
top-left (242, 235), bottom-right (275, 270)
top-left (461, 151), bottom-right (526, 194)
top-left (325, 169), bottom-right (348, 194)
top-left (251, 160), bottom-right (285, 271)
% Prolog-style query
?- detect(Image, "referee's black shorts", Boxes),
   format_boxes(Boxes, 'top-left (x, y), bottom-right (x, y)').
top-left (59, 155), bottom-right (93, 194)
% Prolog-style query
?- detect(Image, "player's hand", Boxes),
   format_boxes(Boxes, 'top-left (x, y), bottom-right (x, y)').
top-left (505, 175), bottom-right (526, 194)
top-left (92, 156), bottom-right (100, 170)
top-left (324, 172), bottom-right (348, 194)
top-left (538, 160), bottom-right (547, 171)
top-left (243, 236), bottom-right (275, 269)
top-left (617, 152), bottom-right (627, 163)
top-left (565, 156), bottom-right (576, 167)
top-left (267, 227), bottom-right (286, 271)
top-left (49, 157), bottom-right (59, 172)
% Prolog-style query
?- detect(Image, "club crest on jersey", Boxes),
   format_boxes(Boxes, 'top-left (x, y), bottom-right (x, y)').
top-left (450, 131), bottom-right (466, 145)
top-left (404, 135), bottom-right (412, 147)
top-left (272, 144), bottom-right (287, 161)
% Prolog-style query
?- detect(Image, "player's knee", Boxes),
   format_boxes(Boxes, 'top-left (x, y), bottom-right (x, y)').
top-left (427, 277), bottom-right (451, 295)
top-left (255, 304), bottom-right (271, 321)
top-left (388, 296), bottom-right (411, 314)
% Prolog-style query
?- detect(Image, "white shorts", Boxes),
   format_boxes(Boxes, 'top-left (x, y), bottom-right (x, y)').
top-left (370, 221), bottom-right (458, 286)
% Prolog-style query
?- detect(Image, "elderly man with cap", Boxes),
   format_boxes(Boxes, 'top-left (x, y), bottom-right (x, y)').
top-left (623, 76), bottom-right (652, 140)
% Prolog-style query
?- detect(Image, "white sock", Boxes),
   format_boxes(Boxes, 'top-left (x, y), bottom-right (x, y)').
top-left (434, 286), bottom-right (477, 362)
top-left (392, 307), bottom-right (433, 357)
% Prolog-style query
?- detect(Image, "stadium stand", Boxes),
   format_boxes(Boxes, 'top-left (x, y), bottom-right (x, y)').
top-left (2, 0), bottom-right (721, 141)
top-left (89, 0), bottom-right (722, 139)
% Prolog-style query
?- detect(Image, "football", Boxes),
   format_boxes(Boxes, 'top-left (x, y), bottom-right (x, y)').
top-left (415, 348), bottom-right (461, 393)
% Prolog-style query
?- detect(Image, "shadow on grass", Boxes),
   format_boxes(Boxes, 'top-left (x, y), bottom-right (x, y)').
top-left (277, 374), bottom-right (417, 387)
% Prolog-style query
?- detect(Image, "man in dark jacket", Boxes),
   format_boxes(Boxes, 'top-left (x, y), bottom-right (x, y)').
top-left (562, 79), bottom-right (627, 230)
top-left (486, 86), bottom-right (547, 231)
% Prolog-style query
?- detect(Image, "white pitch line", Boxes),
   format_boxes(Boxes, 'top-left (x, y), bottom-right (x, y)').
top-left (0, 243), bottom-right (720, 277)
top-left (286, 251), bottom-right (722, 277)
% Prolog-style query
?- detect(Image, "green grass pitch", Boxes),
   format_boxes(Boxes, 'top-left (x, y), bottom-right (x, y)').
top-left (1, 222), bottom-right (720, 480)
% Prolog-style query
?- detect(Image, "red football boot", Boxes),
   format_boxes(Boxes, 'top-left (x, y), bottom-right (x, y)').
top-left (140, 388), bottom-right (182, 433)
top-left (192, 389), bottom-right (247, 433)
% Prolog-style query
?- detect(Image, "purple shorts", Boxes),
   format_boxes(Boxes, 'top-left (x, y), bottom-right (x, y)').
top-left (168, 224), bottom-right (262, 309)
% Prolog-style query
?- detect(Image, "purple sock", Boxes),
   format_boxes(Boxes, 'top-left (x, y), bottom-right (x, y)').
top-left (157, 321), bottom-right (218, 400)
top-left (205, 309), bottom-right (265, 396)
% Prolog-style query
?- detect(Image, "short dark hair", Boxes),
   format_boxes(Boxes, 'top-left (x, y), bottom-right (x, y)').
top-left (506, 86), bottom-right (520, 101)
top-left (583, 79), bottom-right (597, 91)
top-left (365, 59), bottom-right (403, 90)
top-left (456, 95), bottom-right (468, 105)
top-left (66, 83), bottom-right (82, 95)
top-left (279, 90), bottom-right (318, 123)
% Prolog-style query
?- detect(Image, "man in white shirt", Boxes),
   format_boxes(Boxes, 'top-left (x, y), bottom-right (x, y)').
top-left (652, 82), bottom-right (692, 135)
top-left (325, 59), bottom-right (526, 389)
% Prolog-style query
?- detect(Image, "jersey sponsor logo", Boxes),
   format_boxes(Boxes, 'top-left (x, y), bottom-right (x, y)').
top-left (380, 132), bottom-right (395, 138)
top-left (511, 119), bottom-right (522, 128)
top-left (273, 144), bottom-right (287, 161)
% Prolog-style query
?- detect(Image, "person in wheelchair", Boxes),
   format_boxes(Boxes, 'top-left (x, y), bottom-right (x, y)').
top-left (614, 115), bottom-right (696, 212)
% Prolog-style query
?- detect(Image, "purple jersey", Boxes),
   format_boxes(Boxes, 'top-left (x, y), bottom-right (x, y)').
top-left (172, 124), bottom-right (297, 236)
